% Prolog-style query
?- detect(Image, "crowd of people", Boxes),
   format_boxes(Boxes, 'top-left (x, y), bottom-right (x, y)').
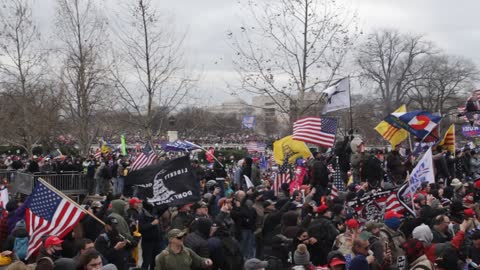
top-left (1, 135), bottom-right (480, 270)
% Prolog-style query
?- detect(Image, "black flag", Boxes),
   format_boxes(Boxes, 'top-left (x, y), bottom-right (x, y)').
top-left (125, 156), bottom-right (201, 206)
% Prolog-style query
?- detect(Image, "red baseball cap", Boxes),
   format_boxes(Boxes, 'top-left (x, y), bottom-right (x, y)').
top-left (345, 219), bottom-right (359, 229)
top-left (385, 210), bottom-right (403, 220)
top-left (44, 236), bottom-right (63, 248)
top-left (465, 208), bottom-right (476, 218)
top-left (475, 180), bottom-right (480, 189)
top-left (330, 257), bottom-right (346, 267)
top-left (128, 197), bottom-right (142, 206)
top-left (316, 204), bottom-right (329, 214)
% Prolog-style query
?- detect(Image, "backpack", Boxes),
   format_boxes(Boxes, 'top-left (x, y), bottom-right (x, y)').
top-left (13, 236), bottom-right (29, 260)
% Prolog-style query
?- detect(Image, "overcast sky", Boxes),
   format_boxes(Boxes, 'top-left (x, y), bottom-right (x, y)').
top-left (32, 0), bottom-right (480, 105)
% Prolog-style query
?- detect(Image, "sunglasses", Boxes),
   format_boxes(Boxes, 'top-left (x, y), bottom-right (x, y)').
top-left (176, 236), bottom-right (184, 240)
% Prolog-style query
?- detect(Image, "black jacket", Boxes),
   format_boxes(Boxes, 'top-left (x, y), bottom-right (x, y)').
top-left (138, 209), bottom-right (162, 242)
top-left (95, 230), bottom-right (132, 270)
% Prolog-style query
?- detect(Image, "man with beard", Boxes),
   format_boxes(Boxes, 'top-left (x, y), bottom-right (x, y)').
top-left (36, 235), bottom-right (64, 270)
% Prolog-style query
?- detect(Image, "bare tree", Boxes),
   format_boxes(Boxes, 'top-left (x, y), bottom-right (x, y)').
top-left (55, 0), bottom-right (110, 155)
top-left (357, 30), bottom-right (433, 115)
top-left (0, 0), bottom-right (55, 156)
top-left (408, 55), bottom-right (477, 114)
top-left (230, 0), bottom-right (357, 123)
top-left (110, 0), bottom-right (194, 142)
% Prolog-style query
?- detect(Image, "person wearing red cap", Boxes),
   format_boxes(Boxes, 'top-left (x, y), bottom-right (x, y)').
top-left (36, 235), bottom-right (64, 270)
top-left (328, 257), bottom-right (346, 270)
top-left (334, 219), bottom-right (359, 256)
top-left (127, 197), bottom-right (143, 228)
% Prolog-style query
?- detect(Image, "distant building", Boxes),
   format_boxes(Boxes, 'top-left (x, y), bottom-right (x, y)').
top-left (209, 97), bottom-right (252, 117)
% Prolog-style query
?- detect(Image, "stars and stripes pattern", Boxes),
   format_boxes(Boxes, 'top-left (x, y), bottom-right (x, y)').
top-left (94, 149), bottom-right (102, 160)
top-left (24, 180), bottom-right (85, 258)
top-left (331, 184), bottom-right (339, 199)
top-left (246, 141), bottom-right (266, 153)
top-left (347, 188), bottom-right (406, 221)
top-left (293, 117), bottom-right (337, 148)
top-left (273, 156), bottom-right (291, 195)
top-left (331, 160), bottom-right (345, 192)
top-left (385, 190), bottom-right (405, 213)
top-left (130, 142), bottom-right (158, 171)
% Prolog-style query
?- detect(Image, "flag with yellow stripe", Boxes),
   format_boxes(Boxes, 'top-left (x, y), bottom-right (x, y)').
top-left (374, 105), bottom-right (408, 148)
top-left (439, 124), bottom-right (455, 154)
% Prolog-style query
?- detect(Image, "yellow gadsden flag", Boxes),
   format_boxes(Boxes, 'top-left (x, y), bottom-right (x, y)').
top-left (374, 105), bottom-right (408, 148)
top-left (439, 124), bottom-right (455, 154)
top-left (273, 135), bottom-right (312, 165)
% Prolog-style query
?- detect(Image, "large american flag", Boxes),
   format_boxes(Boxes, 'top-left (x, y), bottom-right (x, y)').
top-left (246, 141), bottom-right (266, 153)
top-left (25, 180), bottom-right (85, 258)
top-left (130, 142), bottom-right (158, 171)
top-left (293, 117), bottom-right (337, 148)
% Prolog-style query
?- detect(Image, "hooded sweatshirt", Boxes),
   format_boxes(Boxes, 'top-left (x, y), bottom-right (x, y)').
top-left (108, 200), bottom-right (133, 242)
top-left (412, 223), bottom-right (465, 263)
top-left (4, 220), bottom-right (28, 251)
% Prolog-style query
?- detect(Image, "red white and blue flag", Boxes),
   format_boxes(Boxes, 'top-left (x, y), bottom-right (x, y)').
top-left (293, 117), bottom-right (337, 148)
top-left (273, 156), bottom-right (291, 195)
top-left (130, 142), bottom-right (157, 171)
top-left (25, 180), bottom-right (85, 258)
top-left (246, 141), bottom-right (266, 153)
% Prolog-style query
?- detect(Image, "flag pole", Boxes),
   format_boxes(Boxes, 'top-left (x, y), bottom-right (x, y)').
top-left (405, 171), bottom-right (416, 217)
top-left (348, 76), bottom-right (353, 131)
top-left (37, 178), bottom-right (106, 226)
top-left (185, 140), bottom-right (224, 167)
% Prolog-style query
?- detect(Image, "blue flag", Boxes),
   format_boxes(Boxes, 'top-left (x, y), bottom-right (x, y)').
top-left (242, 115), bottom-right (256, 129)
top-left (384, 110), bottom-right (441, 140)
top-left (162, 141), bottom-right (200, 152)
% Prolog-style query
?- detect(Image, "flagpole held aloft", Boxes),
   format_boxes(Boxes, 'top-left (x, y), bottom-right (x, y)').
top-left (185, 140), bottom-right (224, 167)
top-left (405, 171), bottom-right (416, 217)
top-left (37, 178), bottom-right (106, 226)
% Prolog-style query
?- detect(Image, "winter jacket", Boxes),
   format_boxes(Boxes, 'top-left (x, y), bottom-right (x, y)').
top-left (155, 245), bottom-right (208, 270)
top-left (95, 230), bottom-right (131, 270)
top-left (138, 209), bottom-right (162, 242)
top-left (109, 200), bottom-right (134, 243)
top-left (171, 211), bottom-right (193, 230)
top-left (409, 255), bottom-right (434, 270)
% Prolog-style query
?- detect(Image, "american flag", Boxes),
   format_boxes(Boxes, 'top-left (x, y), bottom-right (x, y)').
top-left (94, 149), bottom-right (102, 160)
top-left (273, 157), bottom-right (291, 195)
top-left (246, 141), bottom-right (266, 153)
top-left (130, 142), bottom-right (157, 171)
top-left (331, 184), bottom-right (339, 199)
top-left (293, 117), bottom-right (337, 148)
top-left (347, 188), bottom-right (406, 221)
top-left (331, 159), bottom-right (345, 192)
top-left (24, 180), bottom-right (85, 258)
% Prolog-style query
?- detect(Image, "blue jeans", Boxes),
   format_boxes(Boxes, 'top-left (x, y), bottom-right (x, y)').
top-left (114, 176), bottom-right (124, 195)
top-left (240, 229), bottom-right (256, 260)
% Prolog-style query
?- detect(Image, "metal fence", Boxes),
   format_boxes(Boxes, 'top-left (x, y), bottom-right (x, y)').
top-left (11, 171), bottom-right (88, 196)
top-left (0, 169), bottom-right (15, 182)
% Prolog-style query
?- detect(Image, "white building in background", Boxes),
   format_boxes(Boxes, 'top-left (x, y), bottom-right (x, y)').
top-left (209, 97), bottom-right (252, 116)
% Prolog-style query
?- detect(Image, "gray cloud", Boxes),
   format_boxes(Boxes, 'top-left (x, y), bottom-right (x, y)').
top-left (30, 0), bottom-right (480, 103)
